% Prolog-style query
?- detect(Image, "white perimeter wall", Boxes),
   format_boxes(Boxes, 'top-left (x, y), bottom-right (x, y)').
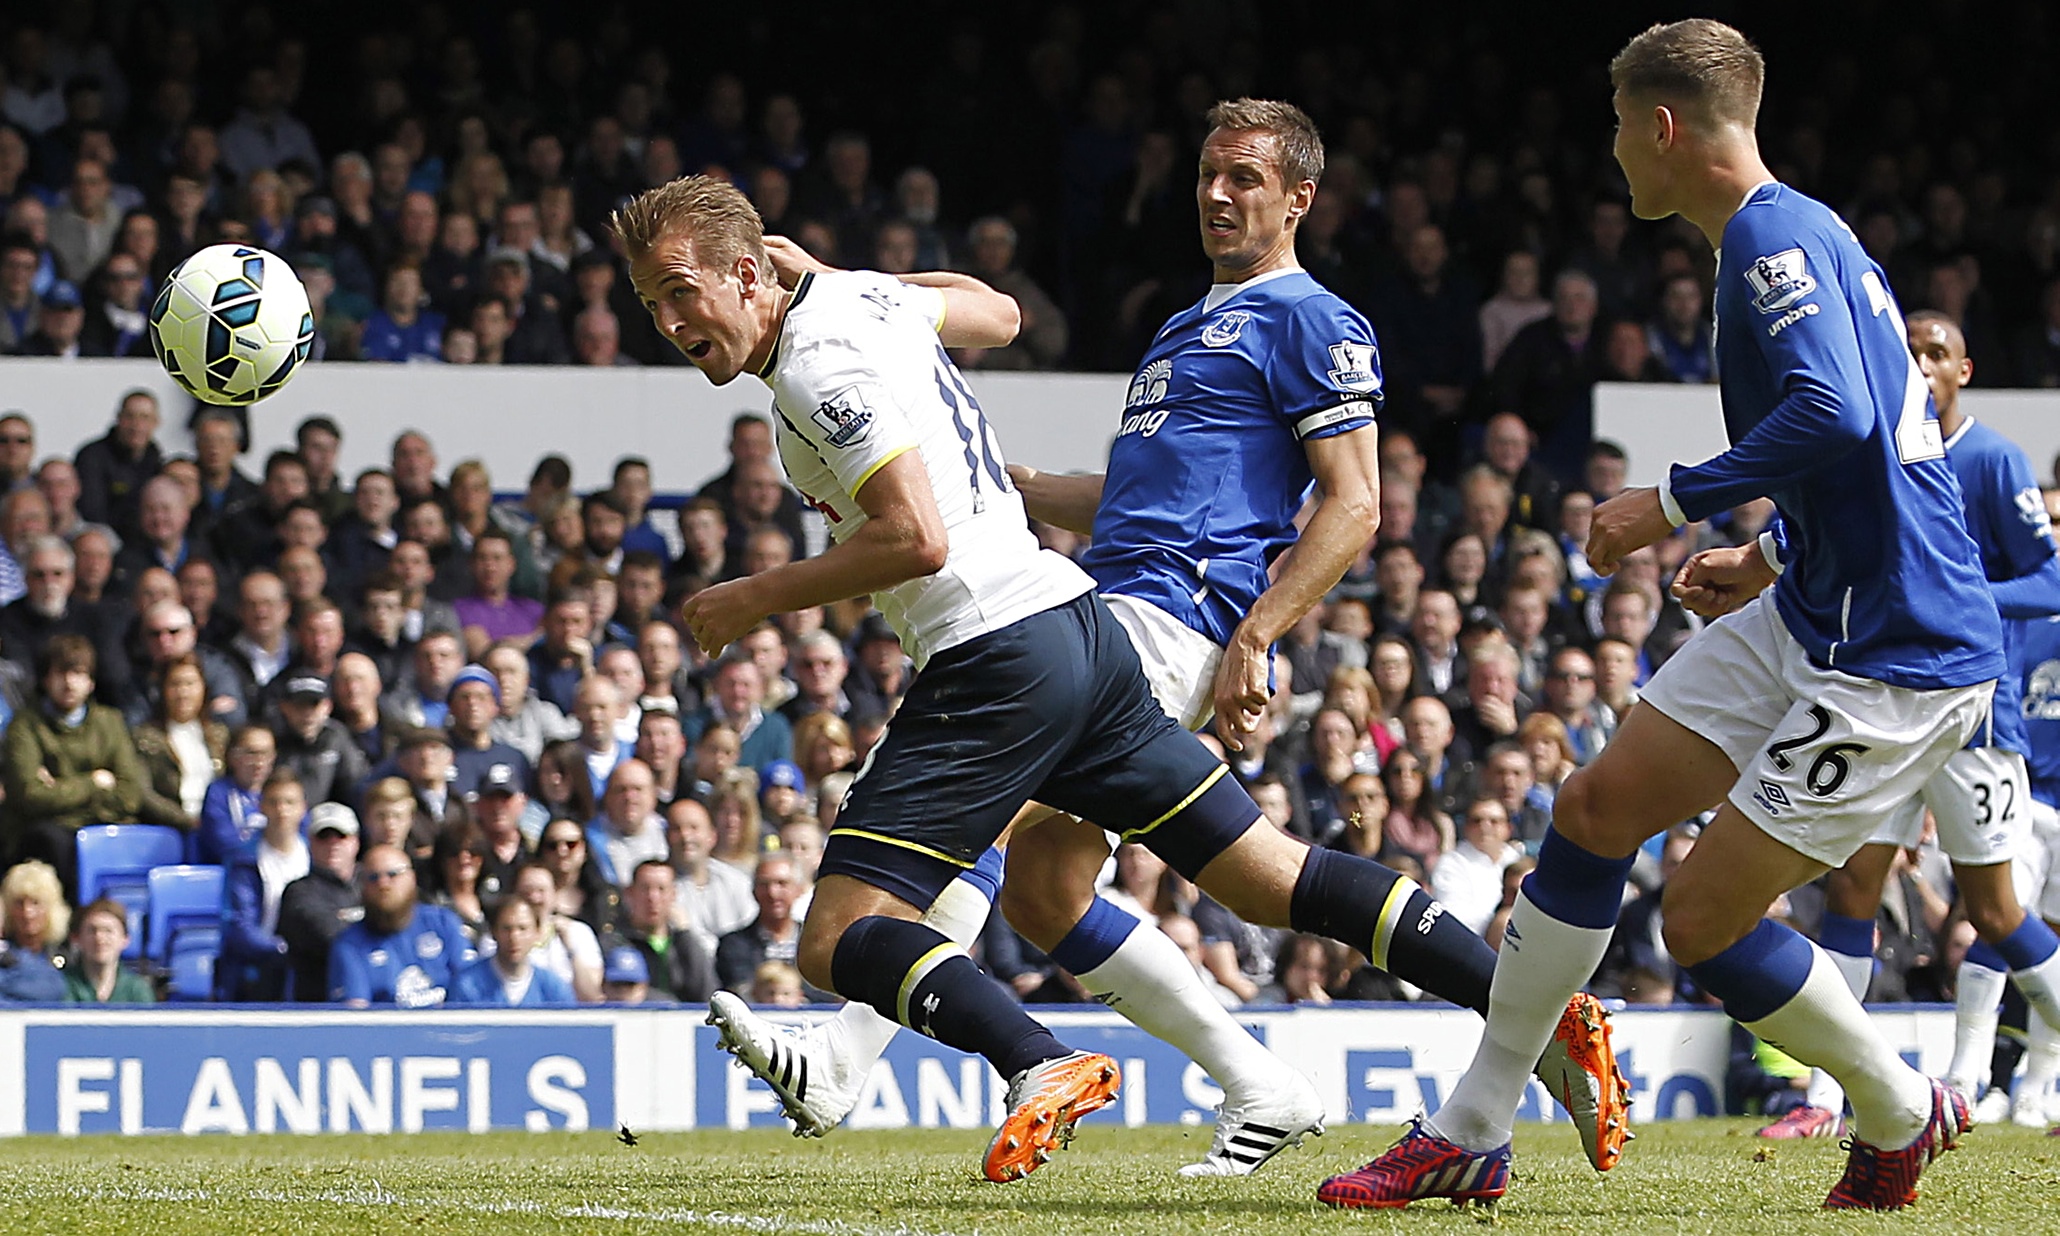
top-left (5, 358), bottom-right (2055, 495)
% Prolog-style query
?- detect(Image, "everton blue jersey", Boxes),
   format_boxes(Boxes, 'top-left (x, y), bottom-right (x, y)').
top-left (1946, 418), bottom-right (2060, 752)
top-left (327, 904), bottom-right (476, 1007)
top-left (1081, 269), bottom-right (1381, 647)
top-left (2018, 616), bottom-right (2060, 806)
top-left (1666, 183), bottom-right (2002, 690)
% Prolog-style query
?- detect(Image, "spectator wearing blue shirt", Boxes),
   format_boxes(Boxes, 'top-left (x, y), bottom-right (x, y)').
top-left (451, 896), bottom-right (574, 1006)
top-left (682, 656), bottom-right (792, 776)
top-left (445, 664), bottom-right (530, 798)
top-left (528, 594), bottom-right (594, 716)
top-left (219, 769), bottom-right (310, 1000)
top-left (196, 724), bottom-right (276, 865)
top-left (327, 842), bottom-right (475, 1007)
top-left (359, 265), bottom-right (445, 363)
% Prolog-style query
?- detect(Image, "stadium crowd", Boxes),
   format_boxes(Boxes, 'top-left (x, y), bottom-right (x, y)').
top-left (0, 0), bottom-right (2055, 1120)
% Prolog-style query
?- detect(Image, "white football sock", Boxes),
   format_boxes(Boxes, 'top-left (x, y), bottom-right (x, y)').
top-left (1945, 960), bottom-right (2008, 1096)
top-left (1430, 891), bottom-right (1610, 1153)
top-left (2019, 1010), bottom-right (2060, 1116)
top-left (815, 876), bottom-right (995, 1068)
top-left (2012, 948), bottom-right (2060, 1037)
top-left (1744, 944), bottom-right (1931, 1150)
top-left (1803, 946), bottom-right (1875, 1113)
top-left (1073, 917), bottom-right (1285, 1097)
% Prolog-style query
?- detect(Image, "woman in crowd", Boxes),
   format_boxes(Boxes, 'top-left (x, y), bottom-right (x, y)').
top-left (531, 495), bottom-right (586, 577)
top-left (1367, 633), bottom-right (1417, 757)
top-left (428, 820), bottom-right (491, 944)
top-left (510, 861), bottom-right (602, 1002)
top-left (1379, 746), bottom-right (1455, 876)
top-left (537, 817), bottom-right (620, 939)
top-left (789, 711), bottom-right (855, 793)
top-left (0, 861), bottom-right (69, 1002)
top-left (1518, 711), bottom-right (1579, 809)
top-left (1322, 665), bottom-right (1396, 763)
top-left (536, 739), bottom-right (599, 825)
top-left (708, 771), bottom-right (764, 875)
top-left (1438, 531), bottom-right (1494, 622)
top-left (133, 654), bottom-right (228, 832)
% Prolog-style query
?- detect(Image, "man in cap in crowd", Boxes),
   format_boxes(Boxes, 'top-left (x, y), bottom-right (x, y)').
top-left (466, 761), bottom-right (531, 901)
top-left (277, 802), bottom-right (364, 1001)
top-left (445, 662), bottom-right (530, 797)
top-left (271, 672), bottom-right (368, 806)
top-left (600, 943), bottom-right (676, 1006)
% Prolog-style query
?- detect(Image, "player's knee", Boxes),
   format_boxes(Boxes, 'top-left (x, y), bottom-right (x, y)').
top-left (796, 925), bottom-right (841, 994)
top-left (997, 864), bottom-right (1089, 950)
top-left (1658, 879), bottom-right (1751, 967)
top-left (1963, 896), bottom-right (2021, 944)
top-left (1549, 768), bottom-right (1612, 852)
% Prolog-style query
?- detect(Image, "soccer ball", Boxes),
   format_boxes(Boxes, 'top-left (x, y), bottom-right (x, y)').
top-left (149, 244), bottom-right (315, 405)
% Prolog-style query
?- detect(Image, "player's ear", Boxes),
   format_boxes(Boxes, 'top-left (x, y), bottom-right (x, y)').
top-left (1652, 104), bottom-right (1679, 151)
top-left (1286, 178), bottom-right (1317, 222)
top-left (1959, 356), bottom-right (1974, 387)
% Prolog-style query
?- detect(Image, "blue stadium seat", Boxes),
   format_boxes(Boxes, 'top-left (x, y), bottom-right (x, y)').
top-left (164, 947), bottom-right (216, 1002)
top-left (76, 825), bottom-right (188, 959)
top-left (145, 864), bottom-right (225, 966)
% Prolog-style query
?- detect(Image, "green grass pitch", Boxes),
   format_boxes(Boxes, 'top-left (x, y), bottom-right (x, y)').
top-left (7, 1119), bottom-right (2055, 1234)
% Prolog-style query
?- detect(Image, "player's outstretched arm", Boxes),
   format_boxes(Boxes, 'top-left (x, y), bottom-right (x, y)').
top-left (763, 236), bottom-right (1021, 349)
top-left (1005, 463), bottom-right (1103, 535)
top-left (1212, 425), bottom-right (1380, 751)
top-left (681, 452), bottom-right (948, 655)
top-left (899, 271), bottom-right (1022, 349)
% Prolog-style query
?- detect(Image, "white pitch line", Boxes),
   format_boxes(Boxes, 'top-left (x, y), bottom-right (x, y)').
top-left (38, 1179), bottom-right (977, 1236)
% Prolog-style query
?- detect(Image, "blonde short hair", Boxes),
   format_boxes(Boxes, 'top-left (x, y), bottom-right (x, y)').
top-left (1610, 19), bottom-right (1764, 128)
top-left (609, 175), bottom-right (767, 275)
top-left (3, 860), bottom-right (69, 944)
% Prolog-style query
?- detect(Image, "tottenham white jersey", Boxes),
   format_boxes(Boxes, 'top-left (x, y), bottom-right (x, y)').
top-left (759, 270), bottom-right (1091, 666)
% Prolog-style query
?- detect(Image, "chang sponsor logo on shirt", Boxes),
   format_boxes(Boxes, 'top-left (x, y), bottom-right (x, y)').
top-left (1119, 359), bottom-right (1173, 438)
top-left (2025, 659), bottom-right (2060, 721)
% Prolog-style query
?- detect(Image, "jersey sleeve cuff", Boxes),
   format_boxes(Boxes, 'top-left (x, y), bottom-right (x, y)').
top-left (1657, 468), bottom-right (1688, 528)
top-left (1291, 402), bottom-right (1376, 441)
top-left (1757, 530), bottom-right (1787, 575)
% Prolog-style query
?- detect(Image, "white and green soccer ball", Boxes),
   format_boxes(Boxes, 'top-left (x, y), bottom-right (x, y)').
top-left (149, 243), bottom-right (315, 405)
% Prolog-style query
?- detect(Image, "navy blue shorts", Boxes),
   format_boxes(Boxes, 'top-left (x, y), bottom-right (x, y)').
top-left (820, 592), bottom-right (1259, 908)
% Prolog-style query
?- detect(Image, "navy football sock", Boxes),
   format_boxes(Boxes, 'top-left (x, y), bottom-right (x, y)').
top-left (831, 915), bottom-right (1069, 1079)
top-left (1289, 846), bottom-right (1494, 1016)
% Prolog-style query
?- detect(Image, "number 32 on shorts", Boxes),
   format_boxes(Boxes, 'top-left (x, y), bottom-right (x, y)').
top-left (1764, 704), bottom-right (1872, 797)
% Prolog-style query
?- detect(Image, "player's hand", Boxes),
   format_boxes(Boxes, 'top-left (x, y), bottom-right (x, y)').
top-left (763, 236), bottom-right (836, 289)
top-left (1211, 634), bottom-right (1271, 753)
top-left (1671, 544), bottom-right (1777, 618)
top-left (1587, 486), bottom-right (1675, 576)
top-left (681, 579), bottom-right (768, 656)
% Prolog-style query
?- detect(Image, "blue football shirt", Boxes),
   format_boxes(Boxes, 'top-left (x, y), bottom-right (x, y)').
top-left (1663, 182), bottom-right (2003, 690)
top-left (1080, 268), bottom-right (1381, 647)
top-left (327, 904), bottom-right (476, 1006)
top-left (1945, 418), bottom-right (2060, 753)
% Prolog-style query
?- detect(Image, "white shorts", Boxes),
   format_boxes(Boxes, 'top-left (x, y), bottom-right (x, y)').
top-left (2018, 800), bottom-right (2060, 923)
top-left (1639, 594), bottom-right (1993, 868)
top-left (1101, 592), bottom-right (1223, 733)
top-left (1869, 746), bottom-right (2028, 866)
